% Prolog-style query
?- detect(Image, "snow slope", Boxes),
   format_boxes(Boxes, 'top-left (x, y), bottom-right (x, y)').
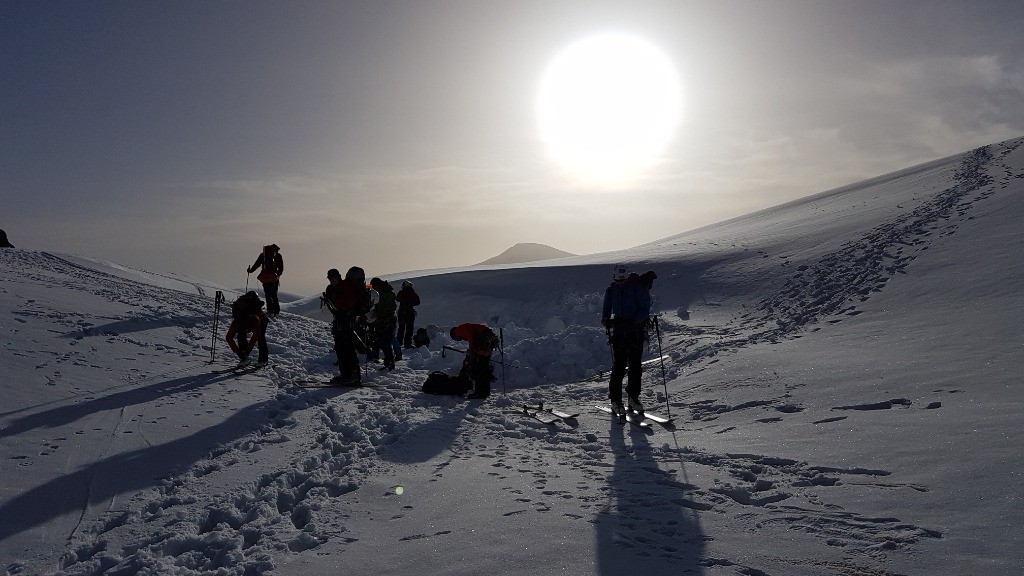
top-left (1, 137), bottom-right (1022, 575)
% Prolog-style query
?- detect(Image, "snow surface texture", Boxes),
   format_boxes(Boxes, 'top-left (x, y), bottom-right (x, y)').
top-left (2, 138), bottom-right (1022, 575)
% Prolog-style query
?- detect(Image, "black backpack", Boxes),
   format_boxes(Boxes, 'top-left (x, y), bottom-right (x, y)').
top-left (413, 328), bottom-right (430, 348)
top-left (232, 291), bottom-right (264, 327)
top-left (421, 371), bottom-right (471, 395)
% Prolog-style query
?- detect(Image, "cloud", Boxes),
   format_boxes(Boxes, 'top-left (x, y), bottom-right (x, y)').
top-left (831, 54), bottom-right (1024, 154)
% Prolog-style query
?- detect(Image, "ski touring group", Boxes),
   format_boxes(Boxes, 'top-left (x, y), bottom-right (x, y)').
top-left (217, 244), bottom-right (667, 424)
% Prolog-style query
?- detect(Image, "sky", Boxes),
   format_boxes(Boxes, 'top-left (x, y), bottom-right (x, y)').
top-left (3, 0), bottom-right (1023, 295)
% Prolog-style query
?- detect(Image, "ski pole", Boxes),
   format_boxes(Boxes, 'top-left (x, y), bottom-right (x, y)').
top-left (245, 270), bottom-right (250, 292)
top-left (499, 327), bottom-right (506, 396)
top-left (210, 291), bottom-right (224, 364)
top-left (653, 316), bottom-right (671, 420)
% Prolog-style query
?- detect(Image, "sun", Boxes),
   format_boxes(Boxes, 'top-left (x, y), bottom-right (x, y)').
top-left (537, 33), bottom-right (683, 188)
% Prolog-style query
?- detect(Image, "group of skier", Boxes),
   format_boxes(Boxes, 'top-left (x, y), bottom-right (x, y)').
top-left (223, 245), bottom-right (428, 387)
top-left (222, 244), bottom-right (658, 412)
top-left (317, 266), bottom-right (423, 385)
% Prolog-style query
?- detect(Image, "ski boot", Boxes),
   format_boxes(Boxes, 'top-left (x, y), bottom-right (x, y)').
top-left (628, 396), bottom-right (645, 418)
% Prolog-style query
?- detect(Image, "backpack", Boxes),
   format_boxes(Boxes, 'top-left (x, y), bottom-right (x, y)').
top-left (256, 245), bottom-right (281, 283)
top-left (472, 325), bottom-right (500, 353)
top-left (413, 328), bottom-right (430, 348)
top-left (483, 326), bottom-right (500, 349)
top-left (606, 280), bottom-right (649, 322)
top-left (375, 283), bottom-right (397, 318)
top-left (421, 371), bottom-right (471, 395)
top-left (354, 283), bottom-right (373, 315)
top-left (232, 291), bottom-right (264, 326)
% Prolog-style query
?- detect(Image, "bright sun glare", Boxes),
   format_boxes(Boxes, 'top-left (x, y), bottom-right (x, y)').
top-left (537, 33), bottom-right (683, 188)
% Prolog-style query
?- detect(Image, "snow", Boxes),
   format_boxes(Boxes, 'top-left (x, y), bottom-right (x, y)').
top-left (2, 137), bottom-right (1023, 575)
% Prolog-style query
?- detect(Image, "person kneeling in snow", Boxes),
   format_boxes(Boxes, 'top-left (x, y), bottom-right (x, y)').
top-left (449, 323), bottom-right (499, 399)
top-left (226, 291), bottom-right (269, 364)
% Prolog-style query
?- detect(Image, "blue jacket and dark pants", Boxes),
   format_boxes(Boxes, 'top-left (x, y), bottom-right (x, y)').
top-left (601, 278), bottom-right (651, 405)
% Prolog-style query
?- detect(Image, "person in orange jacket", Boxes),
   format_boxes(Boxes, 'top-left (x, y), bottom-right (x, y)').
top-left (226, 291), bottom-right (269, 364)
top-left (247, 244), bottom-right (283, 315)
top-left (449, 322), bottom-right (499, 399)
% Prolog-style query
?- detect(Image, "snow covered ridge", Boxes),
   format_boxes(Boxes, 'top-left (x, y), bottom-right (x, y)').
top-left (2, 137), bottom-right (1023, 575)
top-left (49, 253), bottom-right (233, 298)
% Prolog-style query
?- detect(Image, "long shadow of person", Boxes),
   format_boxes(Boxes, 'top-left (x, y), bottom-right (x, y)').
top-left (0, 394), bottom-right (280, 543)
top-left (0, 372), bottom-right (238, 440)
top-left (594, 419), bottom-right (707, 574)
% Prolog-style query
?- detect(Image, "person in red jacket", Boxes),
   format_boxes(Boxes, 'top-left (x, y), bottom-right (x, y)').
top-left (247, 244), bottom-right (283, 315)
top-left (226, 292), bottom-right (269, 364)
top-left (449, 322), bottom-right (498, 399)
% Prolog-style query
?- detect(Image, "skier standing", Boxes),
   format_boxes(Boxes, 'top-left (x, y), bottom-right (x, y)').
top-left (601, 264), bottom-right (651, 416)
top-left (449, 322), bottom-right (499, 399)
top-left (323, 267), bottom-right (371, 385)
top-left (396, 280), bottom-right (421, 349)
top-left (247, 244), bottom-right (284, 315)
top-left (369, 277), bottom-right (400, 370)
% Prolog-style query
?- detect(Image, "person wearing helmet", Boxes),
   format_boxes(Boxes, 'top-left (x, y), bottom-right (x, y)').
top-left (601, 263), bottom-right (652, 416)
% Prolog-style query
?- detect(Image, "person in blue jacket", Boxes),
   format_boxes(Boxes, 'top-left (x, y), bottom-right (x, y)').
top-left (601, 264), bottom-right (651, 416)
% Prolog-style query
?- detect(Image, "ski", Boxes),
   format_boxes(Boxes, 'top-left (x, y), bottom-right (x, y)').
top-left (294, 378), bottom-right (372, 388)
top-left (526, 403), bottom-right (579, 420)
top-left (516, 406), bottom-right (559, 425)
top-left (594, 404), bottom-right (627, 425)
top-left (641, 411), bottom-right (673, 425)
top-left (595, 405), bottom-right (651, 428)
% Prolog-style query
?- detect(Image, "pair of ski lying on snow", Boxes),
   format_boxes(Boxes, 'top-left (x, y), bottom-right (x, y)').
top-left (519, 403), bottom-right (672, 428)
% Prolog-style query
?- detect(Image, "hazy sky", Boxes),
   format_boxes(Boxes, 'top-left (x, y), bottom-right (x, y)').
top-left (3, 0), bottom-right (1023, 295)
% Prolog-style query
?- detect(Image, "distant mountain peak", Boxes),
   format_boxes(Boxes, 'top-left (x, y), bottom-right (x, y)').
top-left (477, 242), bottom-right (577, 265)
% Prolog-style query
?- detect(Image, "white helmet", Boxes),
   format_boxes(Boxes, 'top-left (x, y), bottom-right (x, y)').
top-left (612, 264), bottom-right (630, 281)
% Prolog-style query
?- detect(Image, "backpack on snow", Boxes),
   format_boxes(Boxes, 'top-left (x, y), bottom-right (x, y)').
top-left (421, 371), bottom-right (471, 395)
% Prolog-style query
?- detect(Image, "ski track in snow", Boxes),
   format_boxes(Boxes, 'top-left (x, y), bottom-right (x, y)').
top-left (3, 139), bottom-right (1019, 575)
